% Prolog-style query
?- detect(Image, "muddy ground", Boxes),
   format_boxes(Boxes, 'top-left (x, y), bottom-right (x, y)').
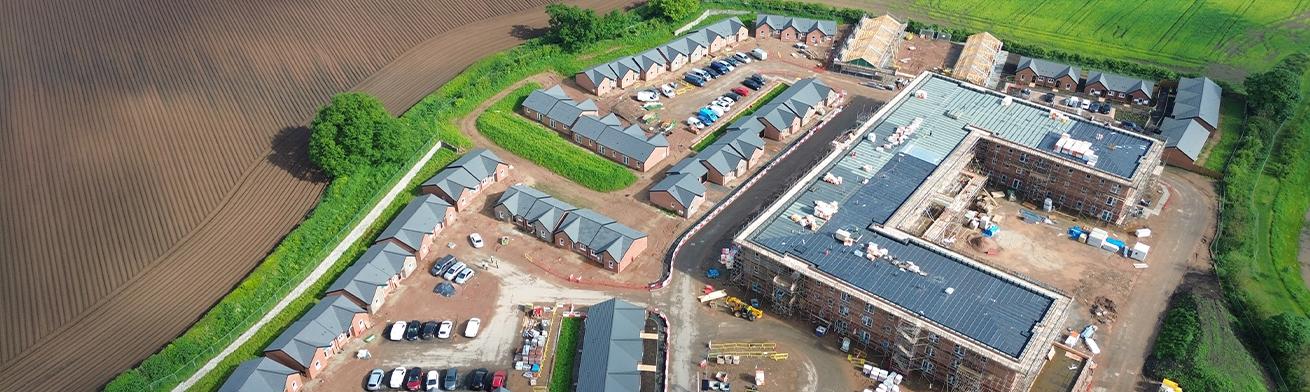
top-left (0, 0), bottom-right (636, 389)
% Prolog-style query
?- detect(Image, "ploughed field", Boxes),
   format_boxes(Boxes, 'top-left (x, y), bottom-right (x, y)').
top-left (0, 0), bottom-right (581, 388)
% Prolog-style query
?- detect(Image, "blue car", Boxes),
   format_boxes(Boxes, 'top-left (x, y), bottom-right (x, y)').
top-left (683, 74), bottom-right (705, 87)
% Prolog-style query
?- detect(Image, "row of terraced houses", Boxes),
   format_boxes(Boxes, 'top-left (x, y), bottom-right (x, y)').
top-left (219, 150), bottom-right (510, 392)
top-left (576, 17), bottom-right (749, 96)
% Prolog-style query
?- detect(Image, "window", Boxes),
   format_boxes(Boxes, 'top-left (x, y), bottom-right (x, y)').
top-left (925, 345), bottom-right (935, 358)
top-left (1011, 179), bottom-right (1021, 188)
top-left (840, 292), bottom-right (851, 302)
top-left (1111, 184), bottom-right (1121, 193)
top-left (1018, 153), bottom-right (1028, 163)
top-left (1105, 196), bottom-right (1115, 206)
top-left (1016, 168), bottom-right (1025, 176)
top-left (314, 360), bottom-right (322, 370)
top-left (1101, 210), bottom-right (1113, 221)
top-left (751, 282), bottom-right (763, 293)
top-left (865, 303), bottom-right (876, 313)
top-left (881, 340), bottom-right (892, 351)
top-left (948, 374), bottom-right (958, 385)
top-left (608, 260), bottom-right (616, 269)
top-left (862, 315), bottom-right (873, 327)
top-left (921, 360), bottom-right (934, 373)
top-left (860, 330), bottom-right (871, 343)
top-left (1075, 201), bottom-right (1083, 210)
top-left (954, 344), bottom-right (966, 357)
top-left (839, 305), bottom-right (849, 317)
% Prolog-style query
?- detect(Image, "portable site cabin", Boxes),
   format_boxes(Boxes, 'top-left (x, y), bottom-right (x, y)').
top-left (1130, 242), bottom-right (1150, 261)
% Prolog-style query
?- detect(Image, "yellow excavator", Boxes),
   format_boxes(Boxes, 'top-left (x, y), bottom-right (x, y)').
top-left (724, 297), bottom-right (764, 321)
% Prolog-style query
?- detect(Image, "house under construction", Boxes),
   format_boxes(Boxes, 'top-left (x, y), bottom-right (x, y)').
top-left (733, 72), bottom-right (1160, 391)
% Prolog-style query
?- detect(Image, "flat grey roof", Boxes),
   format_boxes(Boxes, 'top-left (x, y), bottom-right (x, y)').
top-left (745, 73), bottom-right (1073, 359)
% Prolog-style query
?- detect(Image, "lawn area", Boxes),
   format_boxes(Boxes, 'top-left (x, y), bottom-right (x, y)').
top-left (1150, 291), bottom-right (1270, 391)
top-left (550, 317), bottom-right (583, 392)
top-left (1199, 94), bottom-right (1247, 172)
top-left (883, 0), bottom-right (1310, 80)
top-left (692, 83), bottom-right (788, 151)
top-left (1195, 297), bottom-right (1269, 391)
top-left (477, 84), bottom-right (637, 192)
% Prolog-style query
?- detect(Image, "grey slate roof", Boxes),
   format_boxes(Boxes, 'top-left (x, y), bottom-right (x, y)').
top-left (722, 129), bottom-right (764, 159)
top-left (756, 14), bottom-right (837, 36)
top-left (265, 297), bottom-right (363, 367)
top-left (757, 102), bottom-right (799, 129)
top-left (577, 98), bottom-right (599, 112)
top-left (546, 98), bottom-right (585, 128)
top-left (526, 195), bottom-right (577, 233)
top-left (651, 173), bottom-right (706, 209)
top-left (665, 156), bottom-right (708, 178)
top-left (1016, 56), bottom-right (1080, 81)
top-left (1160, 117), bottom-right (1210, 161)
top-left (448, 148), bottom-right (504, 180)
top-left (377, 194), bottom-right (450, 252)
top-left (572, 113), bottom-right (617, 141)
top-left (1171, 77), bottom-right (1221, 127)
top-left (327, 242), bottom-right (411, 305)
top-left (698, 142), bottom-right (746, 175)
top-left (577, 298), bottom-right (647, 392)
top-left (657, 40), bottom-right (691, 62)
top-left (1087, 71), bottom-right (1154, 96)
top-left (580, 65), bottom-right (618, 86)
top-left (609, 57), bottom-right (641, 79)
top-left (219, 357), bottom-right (297, 392)
top-left (422, 163), bottom-right (480, 201)
top-left (745, 73), bottom-right (1153, 358)
top-left (596, 124), bottom-right (667, 162)
top-left (557, 208), bottom-right (647, 261)
top-left (522, 87), bottom-right (565, 115)
top-left (496, 184), bottom-right (550, 217)
top-left (703, 17), bottom-right (745, 38)
top-left (634, 49), bottom-right (668, 71)
top-left (726, 115), bottom-right (767, 136)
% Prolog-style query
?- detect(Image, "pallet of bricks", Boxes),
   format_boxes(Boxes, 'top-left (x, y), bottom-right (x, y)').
top-left (514, 305), bottom-right (553, 385)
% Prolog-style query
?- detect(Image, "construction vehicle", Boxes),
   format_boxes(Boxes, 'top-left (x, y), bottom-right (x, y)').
top-left (724, 297), bottom-right (763, 321)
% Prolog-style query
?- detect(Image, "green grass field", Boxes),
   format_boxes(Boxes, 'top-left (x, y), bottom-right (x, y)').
top-left (1198, 94), bottom-right (1247, 171)
top-left (478, 84), bottom-right (637, 192)
top-left (1196, 296), bottom-right (1271, 391)
top-left (550, 317), bottom-right (583, 392)
top-left (873, 0), bottom-right (1310, 80)
top-left (692, 83), bottom-right (788, 151)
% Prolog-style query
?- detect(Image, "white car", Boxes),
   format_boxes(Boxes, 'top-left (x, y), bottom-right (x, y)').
top-left (442, 261), bottom-right (466, 281)
top-left (464, 318), bottom-right (481, 338)
top-left (469, 233), bottom-right (484, 248)
top-left (425, 370), bottom-right (440, 391)
top-left (389, 367), bottom-right (406, 389)
top-left (686, 117), bottom-right (704, 128)
top-left (733, 52), bottom-right (752, 63)
top-left (1079, 99), bottom-right (1092, 110)
top-left (635, 90), bottom-right (660, 102)
top-left (793, 42), bottom-right (808, 49)
top-left (453, 268), bottom-right (474, 284)
top-left (388, 321), bottom-right (407, 341)
top-left (438, 320), bottom-right (453, 339)
top-left (660, 83), bottom-right (676, 97)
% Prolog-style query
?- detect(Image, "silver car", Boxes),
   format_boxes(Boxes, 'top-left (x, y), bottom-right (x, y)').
top-left (442, 261), bottom-right (466, 280)
top-left (365, 368), bottom-right (385, 391)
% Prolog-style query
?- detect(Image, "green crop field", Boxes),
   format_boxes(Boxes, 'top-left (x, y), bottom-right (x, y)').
top-left (830, 0), bottom-right (1310, 81)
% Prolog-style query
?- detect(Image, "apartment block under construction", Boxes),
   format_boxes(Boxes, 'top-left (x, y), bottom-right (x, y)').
top-left (732, 72), bottom-right (1159, 391)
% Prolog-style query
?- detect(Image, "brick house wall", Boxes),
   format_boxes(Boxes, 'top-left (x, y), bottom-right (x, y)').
top-left (1015, 69), bottom-right (1078, 91)
top-left (780, 27), bottom-right (798, 41)
top-left (754, 25), bottom-right (774, 38)
top-left (648, 190), bottom-right (702, 217)
top-left (574, 73), bottom-right (614, 96)
top-left (1084, 81), bottom-right (1149, 103)
top-left (283, 373), bottom-right (305, 392)
top-left (973, 139), bottom-right (1135, 223)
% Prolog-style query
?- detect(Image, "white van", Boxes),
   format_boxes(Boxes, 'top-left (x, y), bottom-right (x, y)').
top-left (751, 48), bottom-right (767, 60)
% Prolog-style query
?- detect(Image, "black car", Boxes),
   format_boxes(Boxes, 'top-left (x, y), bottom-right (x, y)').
top-left (468, 368), bottom-right (489, 390)
top-left (684, 74), bottom-right (705, 87)
top-left (404, 319), bottom-right (421, 341)
top-left (1041, 92), bottom-right (1055, 103)
top-left (1097, 103), bottom-right (1112, 114)
top-left (724, 92), bottom-right (741, 101)
top-left (1020, 88), bottom-right (1031, 97)
top-left (705, 66), bottom-right (723, 78)
top-left (430, 255), bottom-right (456, 277)
top-left (749, 73), bottom-right (764, 82)
top-left (420, 321), bottom-right (438, 340)
top-left (742, 79), bottom-right (762, 90)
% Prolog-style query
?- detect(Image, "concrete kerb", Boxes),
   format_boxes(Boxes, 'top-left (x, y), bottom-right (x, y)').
top-left (649, 92), bottom-right (850, 291)
top-left (171, 140), bottom-right (446, 392)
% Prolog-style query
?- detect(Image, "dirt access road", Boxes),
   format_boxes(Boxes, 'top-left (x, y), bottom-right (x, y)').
top-left (0, 0), bottom-right (631, 389)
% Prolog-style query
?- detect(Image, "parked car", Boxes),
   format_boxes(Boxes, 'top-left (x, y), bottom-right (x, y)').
top-left (366, 368), bottom-right (386, 391)
top-left (404, 319), bottom-right (421, 340)
top-left (686, 116), bottom-right (704, 128)
top-left (468, 368), bottom-right (489, 390)
top-left (733, 52), bottom-right (752, 63)
top-left (389, 367), bottom-right (406, 389)
top-left (1041, 92), bottom-right (1055, 103)
top-left (741, 79), bottom-right (762, 90)
top-left (1020, 88), bottom-right (1031, 97)
top-left (420, 321), bottom-right (438, 340)
top-left (1098, 103), bottom-right (1112, 114)
top-left (491, 370), bottom-right (507, 389)
top-left (442, 368), bottom-right (458, 391)
top-left (1119, 120), bottom-right (1140, 131)
top-left (721, 57), bottom-right (739, 66)
top-left (425, 370), bottom-right (440, 391)
top-left (660, 83), bottom-right (676, 97)
top-left (683, 74), bottom-right (706, 87)
top-left (750, 48), bottom-right (767, 60)
top-left (723, 92), bottom-right (741, 102)
top-left (438, 320), bottom-right (453, 339)
top-left (690, 68), bottom-right (711, 79)
top-left (443, 261), bottom-right (467, 280)
top-left (635, 90), bottom-right (659, 102)
top-left (388, 321), bottom-right (407, 341)
top-left (453, 268), bottom-right (474, 284)
top-left (430, 255), bottom-right (456, 276)
top-left (705, 66), bottom-right (723, 78)
top-left (793, 42), bottom-right (808, 49)
top-left (749, 73), bottom-right (764, 83)
top-left (731, 87), bottom-right (750, 96)
top-left (405, 367), bottom-right (423, 391)
top-left (464, 318), bottom-right (482, 338)
top-left (1079, 99), bottom-right (1091, 110)
top-left (468, 232), bottom-right (484, 248)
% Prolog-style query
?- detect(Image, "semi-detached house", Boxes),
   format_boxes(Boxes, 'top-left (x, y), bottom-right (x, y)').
top-left (493, 185), bottom-right (647, 272)
top-left (649, 159), bottom-right (709, 217)
top-left (1084, 71), bottom-right (1154, 104)
top-left (1015, 56), bottom-right (1081, 91)
top-left (324, 241), bottom-right (415, 312)
top-left (754, 14), bottom-right (837, 43)
top-left (218, 357), bottom-right (304, 392)
top-left (262, 295), bottom-right (371, 379)
top-left (420, 148), bottom-right (510, 211)
top-left (375, 194), bottom-right (454, 261)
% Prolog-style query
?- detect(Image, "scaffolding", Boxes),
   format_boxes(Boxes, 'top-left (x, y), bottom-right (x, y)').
top-left (891, 319), bottom-right (929, 374)
top-left (952, 364), bottom-right (984, 392)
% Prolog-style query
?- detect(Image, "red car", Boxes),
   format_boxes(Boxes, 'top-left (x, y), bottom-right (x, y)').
top-left (491, 370), bottom-right (507, 389)
top-left (731, 86), bottom-right (750, 96)
top-left (403, 367), bottom-right (423, 391)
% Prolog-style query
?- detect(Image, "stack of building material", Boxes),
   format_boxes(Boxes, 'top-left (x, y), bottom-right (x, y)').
top-left (1087, 228), bottom-right (1109, 248)
top-left (1130, 242), bottom-right (1150, 261)
top-left (814, 200), bottom-right (839, 219)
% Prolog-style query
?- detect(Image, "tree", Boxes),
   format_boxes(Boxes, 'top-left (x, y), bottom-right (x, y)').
top-left (649, 0), bottom-right (699, 21)
top-left (1262, 313), bottom-right (1310, 361)
top-left (545, 4), bottom-right (600, 52)
top-left (308, 92), bottom-right (415, 178)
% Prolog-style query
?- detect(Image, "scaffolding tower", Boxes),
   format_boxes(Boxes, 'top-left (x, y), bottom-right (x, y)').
top-left (951, 364), bottom-right (984, 392)
top-left (891, 319), bottom-right (929, 374)
top-left (769, 271), bottom-right (802, 316)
